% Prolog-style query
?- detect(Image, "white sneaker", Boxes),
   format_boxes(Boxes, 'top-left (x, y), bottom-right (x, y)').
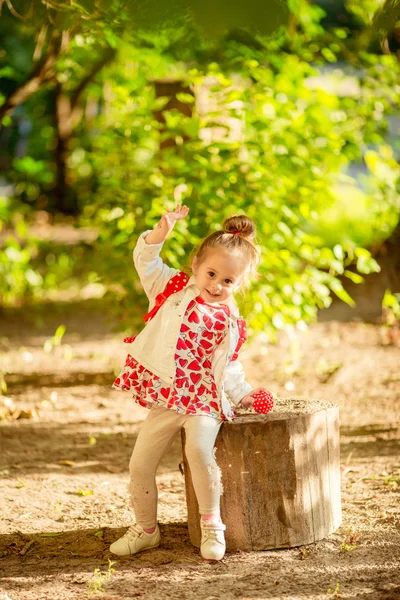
top-left (200, 520), bottom-right (226, 561)
top-left (110, 523), bottom-right (160, 556)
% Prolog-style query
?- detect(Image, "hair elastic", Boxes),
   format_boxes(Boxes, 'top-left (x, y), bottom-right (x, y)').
top-left (231, 231), bottom-right (241, 236)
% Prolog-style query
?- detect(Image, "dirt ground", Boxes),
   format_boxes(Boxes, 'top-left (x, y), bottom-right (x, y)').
top-left (0, 300), bottom-right (399, 600)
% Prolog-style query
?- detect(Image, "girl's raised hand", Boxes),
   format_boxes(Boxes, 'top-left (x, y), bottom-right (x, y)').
top-left (160, 204), bottom-right (189, 236)
top-left (145, 204), bottom-right (189, 245)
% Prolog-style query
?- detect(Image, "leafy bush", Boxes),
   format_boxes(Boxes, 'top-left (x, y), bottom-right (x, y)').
top-left (0, 196), bottom-right (88, 307)
top-left (81, 44), bottom-right (399, 337)
top-left (0, 196), bottom-right (42, 306)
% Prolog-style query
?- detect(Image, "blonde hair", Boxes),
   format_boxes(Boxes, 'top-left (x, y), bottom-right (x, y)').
top-left (192, 215), bottom-right (260, 283)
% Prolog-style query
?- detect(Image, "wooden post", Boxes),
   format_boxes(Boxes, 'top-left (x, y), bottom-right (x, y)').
top-left (181, 398), bottom-right (341, 551)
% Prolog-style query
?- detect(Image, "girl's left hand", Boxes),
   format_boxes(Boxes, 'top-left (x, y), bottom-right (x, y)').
top-left (145, 204), bottom-right (189, 245)
top-left (159, 203), bottom-right (189, 237)
top-left (240, 387), bottom-right (269, 408)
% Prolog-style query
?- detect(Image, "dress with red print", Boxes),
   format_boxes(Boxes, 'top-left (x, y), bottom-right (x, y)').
top-left (113, 296), bottom-right (233, 420)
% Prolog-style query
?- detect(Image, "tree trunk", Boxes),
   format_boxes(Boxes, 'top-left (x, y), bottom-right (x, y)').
top-left (52, 47), bottom-right (117, 214)
top-left (54, 84), bottom-right (77, 214)
top-left (181, 399), bottom-right (341, 552)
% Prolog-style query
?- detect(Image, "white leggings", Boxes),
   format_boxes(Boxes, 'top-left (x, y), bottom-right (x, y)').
top-left (129, 406), bottom-right (222, 529)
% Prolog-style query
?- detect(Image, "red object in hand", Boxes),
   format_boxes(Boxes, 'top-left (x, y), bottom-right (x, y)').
top-left (252, 390), bottom-right (274, 414)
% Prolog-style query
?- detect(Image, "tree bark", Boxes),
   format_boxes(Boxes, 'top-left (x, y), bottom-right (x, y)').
top-left (54, 83), bottom-right (75, 214)
top-left (182, 399), bottom-right (341, 552)
top-left (52, 47), bottom-right (117, 214)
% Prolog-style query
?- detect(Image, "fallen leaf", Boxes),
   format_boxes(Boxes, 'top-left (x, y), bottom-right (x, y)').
top-left (76, 489), bottom-right (94, 497)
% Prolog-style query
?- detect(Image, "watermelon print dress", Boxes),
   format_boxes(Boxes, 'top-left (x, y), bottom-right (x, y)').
top-left (113, 296), bottom-right (235, 421)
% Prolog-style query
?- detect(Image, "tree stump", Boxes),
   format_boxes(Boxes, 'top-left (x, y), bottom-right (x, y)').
top-left (181, 398), bottom-right (341, 551)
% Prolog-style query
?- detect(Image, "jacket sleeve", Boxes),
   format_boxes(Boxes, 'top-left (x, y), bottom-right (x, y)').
top-left (133, 230), bottom-right (178, 305)
top-left (223, 359), bottom-right (252, 406)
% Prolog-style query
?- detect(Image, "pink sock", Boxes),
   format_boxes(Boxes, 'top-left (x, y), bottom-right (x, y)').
top-left (143, 526), bottom-right (156, 534)
top-left (201, 514), bottom-right (220, 524)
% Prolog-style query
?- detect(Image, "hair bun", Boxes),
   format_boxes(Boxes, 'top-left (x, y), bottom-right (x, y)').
top-left (223, 215), bottom-right (256, 240)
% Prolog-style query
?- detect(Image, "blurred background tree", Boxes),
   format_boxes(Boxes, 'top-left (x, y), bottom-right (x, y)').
top-left (0, 0), bottom-right (399, 338)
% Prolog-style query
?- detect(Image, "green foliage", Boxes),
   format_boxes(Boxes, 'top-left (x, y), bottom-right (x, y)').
top-left (80, 43), bottom-right (400, 338)
top-left (382, 290), bottom-right (400, 325)
top-left (340, 541), bottom-right (357, 552)
top-left (43, 325), bottom-right (66, 353)
top-left (346, 0), bottom-right (387, 26)
top-left (327, 581), bottom-right (341, 597)
top-left (0, 196), bottom-right (90, 307)
top-left (0, 197), bottom-right (42, 305)
top-left (311, 146), bottom-right (400, 248)
top-left (87, 559), bottom-right (116, 596)
top-left (0, 3), bottom-right (399, 338)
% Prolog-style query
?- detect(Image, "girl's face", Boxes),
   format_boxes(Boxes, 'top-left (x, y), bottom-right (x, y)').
top-left (192, 249), bottom-right (246, 304)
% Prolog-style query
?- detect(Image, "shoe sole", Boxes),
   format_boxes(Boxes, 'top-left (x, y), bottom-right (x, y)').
top-left (200, 550), bottom-right (225, 561)
top-left (202, 557), bottom-right (225, 562)
top-left (110, 541), bottom-right (160, 557)
top-left (201, 556), bottom-right (224, 563)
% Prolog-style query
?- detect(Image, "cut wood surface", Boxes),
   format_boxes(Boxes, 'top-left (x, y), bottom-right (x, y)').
top-left (181, 398), bottom-right (341, 551)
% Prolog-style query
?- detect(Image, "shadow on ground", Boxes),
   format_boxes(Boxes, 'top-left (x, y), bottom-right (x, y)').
top-left (1, 423), bottom-right (183, 475)
top-left (1, 527), bottom-right (400, 600)
top-left (0, 522), bottom-right (195, 576)
top-left (0, 295), bottom-right (148, 350)
top-left (340, 424), bottom-right (400, 459)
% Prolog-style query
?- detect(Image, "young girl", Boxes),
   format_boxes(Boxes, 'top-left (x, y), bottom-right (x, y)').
top-left (110, 205), bottom-right (268, 561)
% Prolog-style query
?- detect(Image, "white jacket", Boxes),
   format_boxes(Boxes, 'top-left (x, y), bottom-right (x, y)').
top-left (126, 231), bottom-right (252, 419)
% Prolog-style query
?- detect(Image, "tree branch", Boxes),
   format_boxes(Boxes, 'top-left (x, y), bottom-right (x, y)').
top-left (0, 36), bottom-right (60, 124)
top-left (5, 0), bottom-right (26, 20)
top-left (70, 45), bottom-right (117, 109)
top-left (0, 19), bottom-right (83, 126)
top-left (356, 0), bottom-right (400, 52)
